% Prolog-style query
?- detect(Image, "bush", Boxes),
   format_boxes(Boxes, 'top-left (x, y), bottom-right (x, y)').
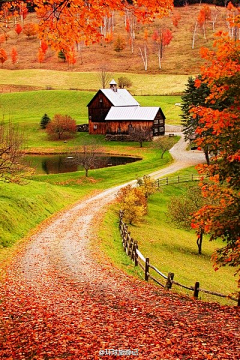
top-left (137, 175), bottom-right (157, 198)
top-left (23, 23), bottom-right (38, 38)
top-left (46, 114), bottom-right (77, 140)
top-left (116, 185), bottom-right (147, 224)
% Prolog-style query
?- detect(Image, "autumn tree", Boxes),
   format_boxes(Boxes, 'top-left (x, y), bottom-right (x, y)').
top-left (137, 175), bottom-right (157, 199)
top-left (33, 0), bottom-right (173, 54)
top-left (23, 23), bottom-right (37, 39)
top-left (172, 11), bottom-right (181, 28)
top-left (116, 184), bottom-right (147, 224)
top-left (11, 47), bottom-right (18, 65)
top-left (118, 76), bottom-right (132, 89)
top-left (152, 28), bottom-right (173, 69)
top-left (46, 114), bottom-right (77, 140)
top-left (190, 32), bottom-right (240, 284)
top-left (0, 48), bottom-right (7, 67)
top-left (15, 23), bottom-right (22, 36)
top-left (114, 35), bottom-right (126, 52)
top-left (40, 40), bottom-right (48, 55)
top-left (197, 5), bottom-right (211, 40)
top-left (37, 47), bottom-right (45, 65)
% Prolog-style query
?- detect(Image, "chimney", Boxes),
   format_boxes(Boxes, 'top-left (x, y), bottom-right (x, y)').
top-left (109, 79), bottom-right (117, 92)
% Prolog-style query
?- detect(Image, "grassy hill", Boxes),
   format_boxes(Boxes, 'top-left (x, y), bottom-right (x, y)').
top-left (0, 5), bottom-right (230, 76)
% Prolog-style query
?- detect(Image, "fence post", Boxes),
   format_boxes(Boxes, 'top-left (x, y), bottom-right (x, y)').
top-left (134, 242), bottom-right (138, 267)
top-left (238, 292), bottom-right (240, 307)
top-left (145, 258), bottom-right (149, 281)
top-left (131, 240), bottom-right (135, 261)
top-left (165, 272), bottom-right (174, 289)
top-left (194, 282), bottom-right (200, 299)
top-left (166, 177), bottom-right (168, 185)
top-left (157, 179), bottom-right (160, 189)
top-left (178, 176), bottom-right (180, 183)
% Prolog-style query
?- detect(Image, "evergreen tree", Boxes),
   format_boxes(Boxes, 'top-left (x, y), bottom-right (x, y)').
top-left (40, 113), bottom-right (51, 129)
top-left (181, 76), bottom-right (210, 142)
top-left (181, 76), bottom-right (231, 164)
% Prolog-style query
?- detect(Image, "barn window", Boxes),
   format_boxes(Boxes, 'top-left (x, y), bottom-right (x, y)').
top-left (93, 124), bottom-right (98, 130)
top-left (160, 126), bottom-right (164, 132)
top-left (159, 120), bottom-right (164, 125)
top-left (154, 119), bottom-right (159, 124)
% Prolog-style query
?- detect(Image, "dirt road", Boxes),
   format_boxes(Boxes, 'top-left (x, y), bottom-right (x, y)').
top-left (1, 135), bottom-right (239, 359)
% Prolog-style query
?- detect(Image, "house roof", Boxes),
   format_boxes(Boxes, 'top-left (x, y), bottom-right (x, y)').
top-left (105, 106), bottom-right (163, 121)
top-left (87, 89), bottom-right (140, 107)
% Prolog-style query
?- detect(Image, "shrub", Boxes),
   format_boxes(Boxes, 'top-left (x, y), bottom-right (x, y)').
top-left (116, 185), bottom-right (147, 224)
top-left (23, 23), bottom-right (38, 38)
top-left (46, 114), bottom-right (77, 140)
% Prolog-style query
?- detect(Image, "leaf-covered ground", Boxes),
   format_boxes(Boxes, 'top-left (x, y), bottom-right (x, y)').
top-left (0, 139), bottom-right (239, 359)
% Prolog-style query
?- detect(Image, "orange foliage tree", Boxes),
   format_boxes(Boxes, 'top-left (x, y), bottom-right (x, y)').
top-left (0, 48), bottom-right (7, 67)
top-left (33, 0), bottom-right (173, 53)
top-left (11, 47), bottom-right (18, 65)
top-left (191, 32), bottom-right (240, 286)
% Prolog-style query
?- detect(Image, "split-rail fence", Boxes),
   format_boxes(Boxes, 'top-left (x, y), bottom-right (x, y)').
top-left (119, 211), bottom-right (240, 306)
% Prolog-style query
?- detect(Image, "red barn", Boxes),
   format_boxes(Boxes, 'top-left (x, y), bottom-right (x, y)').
top-left (87, 80), bottom-right (165, 137)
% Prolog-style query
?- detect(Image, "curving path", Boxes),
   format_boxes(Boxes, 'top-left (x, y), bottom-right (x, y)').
top-left (0, 134), bottom-right (239, 359)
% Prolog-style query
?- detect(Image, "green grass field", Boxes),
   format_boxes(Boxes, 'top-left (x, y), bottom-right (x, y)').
top-left (99, 170), bottom-right (238, 306)
top-left (0, 90), bottom-right (182, 149)
top-left (0, 70), bottom-right (190, 95)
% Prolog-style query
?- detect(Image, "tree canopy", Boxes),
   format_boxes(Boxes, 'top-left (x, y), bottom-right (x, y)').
top-left (190, 31), bottom-right (240, 286)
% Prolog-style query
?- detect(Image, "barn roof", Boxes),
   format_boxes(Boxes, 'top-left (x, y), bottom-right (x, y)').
top-left (105, 106), bottom-right (164, 121)
top-left (87, 89), bottom-right (140, 107)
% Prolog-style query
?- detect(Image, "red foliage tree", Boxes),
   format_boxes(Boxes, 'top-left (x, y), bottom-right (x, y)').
top-left (15, 23), bottom-right (22, 36)
top-left (11, 47), bottom-right (18, 65)
top-left (152, 28), bottom-right (173, 69)
top-left (172, 11), bottom-right (181, 28)
top-left (46, 114), bottom-right (77, 140)
top-left (40, 40), bottom-right (48, 54)
top-left (37, 47), bottom-right (45, 64)
top-left (0, 48), bottom-right (7, 67)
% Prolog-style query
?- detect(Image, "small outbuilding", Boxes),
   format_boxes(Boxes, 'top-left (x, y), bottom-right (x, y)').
top-left (87, 80), bottom-right (165, 138)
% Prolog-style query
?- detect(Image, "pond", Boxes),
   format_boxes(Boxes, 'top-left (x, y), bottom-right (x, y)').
top-left (23, 154), bottom-right (141, 174)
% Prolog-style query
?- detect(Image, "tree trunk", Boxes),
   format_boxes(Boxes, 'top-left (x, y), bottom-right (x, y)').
top-left (204, 147), bottom-right (210, 165)
top-left (197, 229), bottom-right (203, 254)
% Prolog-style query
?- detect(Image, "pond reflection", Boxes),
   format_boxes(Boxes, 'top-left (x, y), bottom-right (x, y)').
top-left (23, 154), bottom-right (140, 174)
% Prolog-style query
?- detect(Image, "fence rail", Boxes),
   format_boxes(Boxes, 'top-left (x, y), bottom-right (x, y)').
top-left (156, 174), bottom-right (201, 187)
top-left (119, 211), bottom-right (240, 306)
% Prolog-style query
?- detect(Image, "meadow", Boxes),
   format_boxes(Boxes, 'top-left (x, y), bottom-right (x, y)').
top-left (0, 69), bottom-right (189, 95)
top-left (0, 90), bottom-right (182, 149)
top-left (99, 168), bottom-right (238, 306)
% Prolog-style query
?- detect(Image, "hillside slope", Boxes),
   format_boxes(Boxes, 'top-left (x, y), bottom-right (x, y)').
top-left (0, 5), bottom-right (230, 75)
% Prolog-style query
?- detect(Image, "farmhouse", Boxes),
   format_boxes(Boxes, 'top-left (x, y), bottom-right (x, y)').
top-left (87, 80), bottom-right (165, 138)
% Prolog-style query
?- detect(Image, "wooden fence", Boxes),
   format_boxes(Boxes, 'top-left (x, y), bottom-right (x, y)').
top-left (156, 174), bottom-right (201, 187)
top-left (119, 211), bottom-right (240, 306)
